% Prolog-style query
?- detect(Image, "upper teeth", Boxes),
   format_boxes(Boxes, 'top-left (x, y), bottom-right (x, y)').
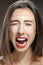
top-left (17, 38), bottom-right (26, 41)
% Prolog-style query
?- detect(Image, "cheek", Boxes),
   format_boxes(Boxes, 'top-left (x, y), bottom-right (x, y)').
top-left (10, 26), bottom-right (18, 34)
top-left (25, 25), bottom-right (36, 39)
top-left (25, 26), bottom-right (36, 45)
top-left (25, 26), bottom-right (36, 34)
top-left (9, 26), bottom-right (18, 41)
top-left (10, 26), bottom-right (18, 35)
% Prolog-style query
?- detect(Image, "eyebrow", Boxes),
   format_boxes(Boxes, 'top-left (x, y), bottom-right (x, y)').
top-left (24, 20), bottom-right (33, 23)
top-left (10, 20), bottom-right (33, 23)
top-left (10, 20), bottom-right (19, 22)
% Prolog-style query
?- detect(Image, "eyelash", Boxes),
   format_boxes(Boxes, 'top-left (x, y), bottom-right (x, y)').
top-left (10, 23), bottom-right (32, 26)
top-left (11, 23), bottom-right (18, 25)
top-left (25, 23), bottom-right (32, 26)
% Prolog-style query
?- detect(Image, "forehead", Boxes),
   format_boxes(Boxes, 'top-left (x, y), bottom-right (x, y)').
top-left (10, 8), bottom-right (35, 21)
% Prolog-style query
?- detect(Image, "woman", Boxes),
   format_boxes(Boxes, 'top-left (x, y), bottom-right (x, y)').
top-left (0, 0), bottom-right (43, 65)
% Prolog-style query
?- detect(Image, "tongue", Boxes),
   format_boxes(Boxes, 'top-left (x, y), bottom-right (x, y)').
top-left (17, 41), bottom-right (25, 44)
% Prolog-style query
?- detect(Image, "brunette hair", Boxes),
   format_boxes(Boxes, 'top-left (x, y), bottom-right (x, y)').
top-left (1, 0), bottom-right (43, 64)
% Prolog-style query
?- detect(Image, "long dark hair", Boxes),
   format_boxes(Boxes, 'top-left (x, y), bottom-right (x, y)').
top-left (1, 0), bottom-right (43, 64)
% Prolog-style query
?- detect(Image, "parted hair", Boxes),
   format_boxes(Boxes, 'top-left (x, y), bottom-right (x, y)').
top-left (1, 0), bottom-right (43, 64)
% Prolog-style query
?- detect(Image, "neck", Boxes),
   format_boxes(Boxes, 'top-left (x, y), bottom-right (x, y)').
top-left (11, 47), bottom-right (33, 65)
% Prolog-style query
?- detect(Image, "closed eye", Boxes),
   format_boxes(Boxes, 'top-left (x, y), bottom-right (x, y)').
top-left (10, 20), bottom-right (19, 25)
top-left (11, 22), bottom-right (18, 25)
top-left (25, 23), bottom-right (32, 26)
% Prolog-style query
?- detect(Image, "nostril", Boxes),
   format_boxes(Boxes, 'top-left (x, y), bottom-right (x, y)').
top-left (18, 29), bottom-right (24, 35)
top-left (17, 32), bottom-right (24, 35)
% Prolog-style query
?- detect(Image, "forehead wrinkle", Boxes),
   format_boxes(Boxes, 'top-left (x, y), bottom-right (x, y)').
top-left (11, 8), bottom-right (35, 23)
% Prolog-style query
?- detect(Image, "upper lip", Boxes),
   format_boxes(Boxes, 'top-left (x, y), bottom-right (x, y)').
top-left (16, 36), bottom-right (27, 39)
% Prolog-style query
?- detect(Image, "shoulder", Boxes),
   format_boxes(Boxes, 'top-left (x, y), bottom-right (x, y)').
top-left (0, 56), bottom-right (6, 65)
top-left (32, 56), bottom-right (43, 65)
top-left (0, 60), bottom-right (5, 65)
top-left (39, 56), bottom-right (43, 65)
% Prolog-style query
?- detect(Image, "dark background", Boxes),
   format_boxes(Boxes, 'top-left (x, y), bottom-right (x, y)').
top-left (0, 0), bottom-right (43, 54)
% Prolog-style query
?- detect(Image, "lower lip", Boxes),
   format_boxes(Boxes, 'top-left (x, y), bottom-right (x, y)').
top-left (16, 41), bottom-right (27, 48)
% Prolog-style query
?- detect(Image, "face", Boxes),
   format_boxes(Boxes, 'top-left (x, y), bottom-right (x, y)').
top-left (9, 8), bottom-right (36, 52)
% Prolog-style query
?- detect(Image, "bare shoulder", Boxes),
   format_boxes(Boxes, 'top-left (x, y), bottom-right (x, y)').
top-left (32, 56), bottom-right (43, 65)
top-left (0, 56), bottom-right (3, 65)
top-left (39, 56), bottom-right (43, 65)
top-left (0, 60), bottom-right (4, 65)
top-left (0, 60), bottom-right (6, 65)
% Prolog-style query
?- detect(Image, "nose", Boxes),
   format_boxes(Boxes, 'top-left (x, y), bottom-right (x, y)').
top-left (18, 24), bottom-right (24, 35)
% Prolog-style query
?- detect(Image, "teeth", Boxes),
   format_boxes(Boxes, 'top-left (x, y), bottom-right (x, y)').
top-left (17, 38), bottom-right (26, 41)
top-left (16, 38), bottom-right (27, 44)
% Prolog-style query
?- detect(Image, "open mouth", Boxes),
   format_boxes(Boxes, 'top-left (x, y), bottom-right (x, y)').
top-left (15, 37), bottom-right (28, 48)
top-left (16, 38), bottom-right (27, 44)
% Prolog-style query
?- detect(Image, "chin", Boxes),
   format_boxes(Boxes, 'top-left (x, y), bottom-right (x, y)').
top-left (14, 46), bottom-right (29, 52)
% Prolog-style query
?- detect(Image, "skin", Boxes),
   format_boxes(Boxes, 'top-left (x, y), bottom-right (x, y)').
top-left (9, 8), bottom-right (36, 52)
top-left (9, 8), bottom-right (37, 65)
